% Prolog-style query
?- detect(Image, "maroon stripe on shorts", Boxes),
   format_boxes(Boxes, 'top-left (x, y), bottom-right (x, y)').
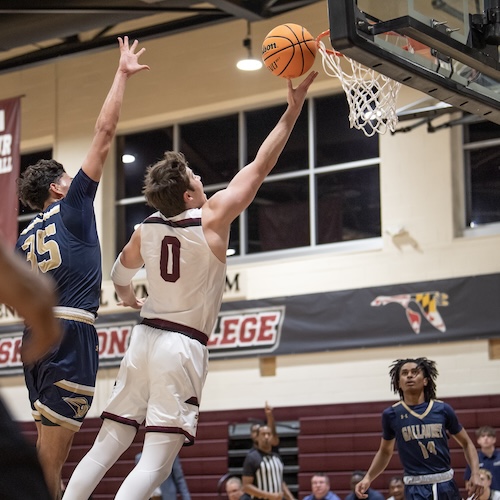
top-left (145, 425), bottom-right (195, 446)
top-left (140, 318), bottom-right (208, 346)
top-left (101, 411), bottom-right (140, 430)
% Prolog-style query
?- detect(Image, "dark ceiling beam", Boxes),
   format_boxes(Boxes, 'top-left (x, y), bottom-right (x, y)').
top-left (209, 0), bottom-right (267, 21)
top-left (0, 13), bottom-right (231, 75)
top-left (0, 8), bottom-right (221, 14)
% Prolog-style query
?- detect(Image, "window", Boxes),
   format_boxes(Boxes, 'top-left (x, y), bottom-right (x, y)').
top-left (463, 120), bottom-right (500, 228)
top-left (115, 94), bottom-right (381, 257)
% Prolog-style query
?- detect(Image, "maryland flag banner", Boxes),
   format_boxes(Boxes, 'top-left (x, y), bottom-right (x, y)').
top-left (0, 97), bottom-right (21, 246)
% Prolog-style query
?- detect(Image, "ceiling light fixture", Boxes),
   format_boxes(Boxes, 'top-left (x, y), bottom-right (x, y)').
top-left (122, 154), bottom-right (136, 164)
top-left (236, 22), bottom-right (263, 71)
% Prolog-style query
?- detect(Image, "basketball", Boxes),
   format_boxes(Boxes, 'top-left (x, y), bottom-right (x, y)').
top-left (262, 23), bottom-right (317, 79)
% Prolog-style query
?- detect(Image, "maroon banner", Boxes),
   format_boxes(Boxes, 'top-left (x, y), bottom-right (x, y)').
top-left (0, 97), bottom-right (21, 247)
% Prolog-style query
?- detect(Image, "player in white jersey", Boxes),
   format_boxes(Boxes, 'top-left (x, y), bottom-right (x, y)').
top-left (64, 70), bottom-right (318, 500)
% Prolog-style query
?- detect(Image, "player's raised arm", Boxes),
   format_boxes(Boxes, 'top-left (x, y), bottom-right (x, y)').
top-left (82, 36), bottom-right (149, 182)
top-left (206, 71), bottom-right (317, 227)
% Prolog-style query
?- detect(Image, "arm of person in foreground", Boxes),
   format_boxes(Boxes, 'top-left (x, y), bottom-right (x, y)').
top-left (355, 438), bottom-right (395, 499)
top-left (0, 242), bottom-right (61, 364)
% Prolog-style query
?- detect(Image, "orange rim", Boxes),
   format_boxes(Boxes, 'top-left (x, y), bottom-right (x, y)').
top-left (316, 29), bottom-right (343, 57)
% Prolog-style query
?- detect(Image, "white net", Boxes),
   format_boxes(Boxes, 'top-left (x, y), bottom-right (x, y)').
top-left (317, 33), bottom-right (402, 137)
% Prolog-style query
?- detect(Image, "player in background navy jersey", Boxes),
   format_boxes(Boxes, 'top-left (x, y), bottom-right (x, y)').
top-left (355, 358), bottom-right (483, 500)
top-left (15, 37), bottom-right (149, 499)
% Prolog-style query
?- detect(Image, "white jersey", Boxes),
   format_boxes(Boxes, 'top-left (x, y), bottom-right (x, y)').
top-left (140, 208), bottom-right (226, 338)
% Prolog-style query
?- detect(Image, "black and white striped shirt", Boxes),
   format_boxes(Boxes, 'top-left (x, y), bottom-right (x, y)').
top-left (243, 447), bottom-right (284, 497)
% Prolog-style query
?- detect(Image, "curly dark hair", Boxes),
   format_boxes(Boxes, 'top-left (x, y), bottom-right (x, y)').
top-left (17, 159), bottom-right (65, 211)
top-left (389, 357), bottom-right (438, 401)
top-left (142, 151), bottom-right (193, 217)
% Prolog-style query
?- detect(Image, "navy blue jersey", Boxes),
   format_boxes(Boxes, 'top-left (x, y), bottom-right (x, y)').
top-left (382, 399), bottom-right (462, 476)
top-left (16, 170), bottom-right (101, 314)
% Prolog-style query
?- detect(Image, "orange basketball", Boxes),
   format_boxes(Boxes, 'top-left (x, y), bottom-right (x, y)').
top-left (262, 23), bottom-right (317, 79)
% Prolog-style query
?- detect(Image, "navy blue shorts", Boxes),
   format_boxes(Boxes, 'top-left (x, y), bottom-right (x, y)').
top-left (23, 319), bottom-right (99, 432)
top-left (405, 479), bottom-right (461, 500)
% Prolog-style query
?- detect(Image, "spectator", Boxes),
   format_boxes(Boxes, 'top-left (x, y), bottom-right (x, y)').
top-left (303, 473), bottom-right (341, 500)
top-left (345, 471), bottom-right (384, 500)
top-left (226, 476), bottom-right (251, 500)
top-left (385, 477), bottom-right (403, 500)
top-left (477, 468), bottom-right (500, 500)
top-left (242, 425), bottom-right (295, 499)
top-left (465, 426), bottom-right (500, 491)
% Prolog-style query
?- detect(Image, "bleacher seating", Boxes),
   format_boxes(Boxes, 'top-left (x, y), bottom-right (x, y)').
top-left (17, 394), bottom-right (500, 499)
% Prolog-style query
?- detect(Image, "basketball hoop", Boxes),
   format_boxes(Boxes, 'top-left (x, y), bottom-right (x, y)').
top-left (316, 30), bottom-right (402, 137)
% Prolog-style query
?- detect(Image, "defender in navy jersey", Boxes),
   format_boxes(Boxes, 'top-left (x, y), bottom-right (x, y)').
top-left (355, 358), bottom-right (482, 500)
top-left (15, 37), bottom-right (149, 499)
top-left (64, 72), bottom-right (317, 500)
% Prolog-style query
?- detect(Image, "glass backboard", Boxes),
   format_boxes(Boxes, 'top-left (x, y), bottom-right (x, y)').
top-left (328, 0), bottom-right (500, 124)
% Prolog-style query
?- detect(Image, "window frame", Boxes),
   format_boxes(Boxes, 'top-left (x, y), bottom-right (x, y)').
top-left (114, 93), bottom-right (383, 260)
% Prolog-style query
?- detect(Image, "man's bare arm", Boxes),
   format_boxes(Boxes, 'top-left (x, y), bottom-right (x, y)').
top-left (202, 71), bottom-right (318, 261)
top-left (82, 36), bottom-right (149, 182)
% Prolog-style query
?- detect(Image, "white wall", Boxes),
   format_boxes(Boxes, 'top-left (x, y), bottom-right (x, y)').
top-left (1, 2), bottom-right (499, 422)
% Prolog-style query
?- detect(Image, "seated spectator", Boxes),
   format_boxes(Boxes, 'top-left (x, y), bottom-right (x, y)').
top-left (226, 476), bottom-right (251, 500)
top-left (478, 468), bottom-right (500, 500)
top-left (303, 473), bottom-right (341, 500)
top-left (345, 471), bottom-right (385, 500)
top-left (465, 426), bottom-right (500, 491)
top-left (385, 477), bottom-right (403, 500)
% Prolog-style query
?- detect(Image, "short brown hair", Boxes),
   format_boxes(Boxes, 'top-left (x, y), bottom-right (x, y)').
top-left (17, 159), bottom-right (65, 211)
top-left (142, 151), bottom-right (192, 217)
top-left (476, 426), bottom-right (496, 438)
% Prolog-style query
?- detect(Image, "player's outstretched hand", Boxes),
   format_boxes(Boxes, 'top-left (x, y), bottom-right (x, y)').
top-left (287, 71), bottom-right (318, 110)
top-left (117, 36), bottom-right (150, 77)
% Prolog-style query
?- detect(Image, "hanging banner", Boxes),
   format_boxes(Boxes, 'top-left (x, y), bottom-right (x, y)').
top-left (0, 97), bottom-right (21, 246)
top-left (0, 273), bottom-right (499, 374)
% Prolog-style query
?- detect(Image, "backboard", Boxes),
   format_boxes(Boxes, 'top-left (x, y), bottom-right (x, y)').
top-left (328, 0), bottom-right (500, 124)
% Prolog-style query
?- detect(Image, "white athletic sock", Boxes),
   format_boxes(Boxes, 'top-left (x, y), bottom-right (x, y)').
top-left (63, 419), bottom-right (137, 499)
top-left (114, 432), bottom-right (185, 500)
